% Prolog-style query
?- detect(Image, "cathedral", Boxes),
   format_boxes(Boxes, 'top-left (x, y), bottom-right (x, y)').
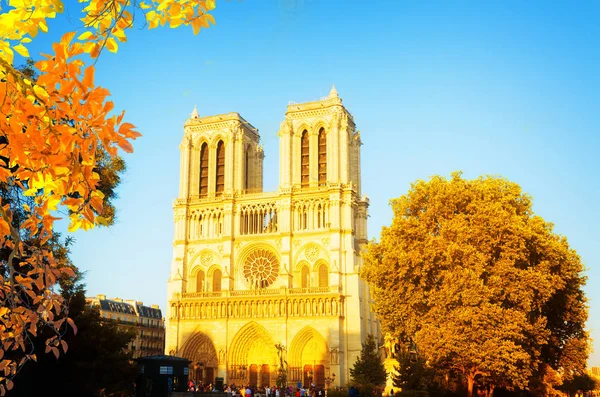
top-left (165, 86), bottom-right (379, 389)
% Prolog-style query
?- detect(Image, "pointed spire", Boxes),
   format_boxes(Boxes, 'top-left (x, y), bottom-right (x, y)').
top-left (329, 84), bottom-right (338, 98)
top-left (190, 105), bottom-right (199, 119)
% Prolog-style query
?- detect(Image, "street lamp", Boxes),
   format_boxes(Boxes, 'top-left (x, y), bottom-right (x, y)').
top-left (324, 373), bottom-right (336, 397)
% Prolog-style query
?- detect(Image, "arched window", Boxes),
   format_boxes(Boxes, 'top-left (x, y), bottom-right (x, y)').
top-left (215, 140), bottom-right (225, 194)
top-left (212, 269), bottom-right (222, 292)
top-left (318, 128), bottom-right (326, 185)
top-left (199, 143), bottom-right (209, 197)
top-left (301, 130), bottom-right (309, 187)
top-left (318, 263), bottom-right (328, 287)
top-left (196, 270), bottom-right (205, 292)
top-left (301, 265), bottom-right (310, 288)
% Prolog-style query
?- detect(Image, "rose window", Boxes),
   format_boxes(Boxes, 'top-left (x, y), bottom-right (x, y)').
top-left (243, 248), bottom-right (280, 288)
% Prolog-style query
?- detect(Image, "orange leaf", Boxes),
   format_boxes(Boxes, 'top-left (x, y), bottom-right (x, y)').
top-left (82, 65), bottom-right (95, 88)
top-left (67, 318), bottom-right (78, 335)
top-left (117, 139), bottom-right (134, 153)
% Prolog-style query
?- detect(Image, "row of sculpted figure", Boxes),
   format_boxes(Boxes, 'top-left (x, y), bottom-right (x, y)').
top-left (172, 297), bottom-right (343, 320)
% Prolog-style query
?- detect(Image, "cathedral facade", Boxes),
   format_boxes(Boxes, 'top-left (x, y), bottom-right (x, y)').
top-left (166, 87), bottom-right (378, 388)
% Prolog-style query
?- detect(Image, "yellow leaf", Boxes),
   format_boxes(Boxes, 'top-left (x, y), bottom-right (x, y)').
top-left (47, 195), bottom-right (61, 211)
top-left (39, 20), bottom-right (48, 33)
top-left (20, 38), bottom-right (32, 44)
top-left (170, 17), bottom-right (183, 28)
top-left (205, 14), bottom-right (216, 25)
top-left (13, 44), bottom-right (29, 57)
top-left (105, 37), bottom-right (118, 53)
top-left (67, 216), bottom-right (80, 232)
top-left (33, 85), bottom-right (49, 100)
top-left (77, 31), bottom-right (94, 41)
top-left (206, 0), bottom-right (216, 10)
top-left (157, 1), bottom-right (170, 11)
top-left (113, 29), bottom-right (127, 43)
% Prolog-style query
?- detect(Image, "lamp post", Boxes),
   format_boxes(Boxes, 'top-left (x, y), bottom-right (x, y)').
top-left (324, 373), bottom-right (336, 397)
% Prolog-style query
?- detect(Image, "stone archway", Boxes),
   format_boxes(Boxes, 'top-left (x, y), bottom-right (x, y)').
top-left (289, 326), bottom-right (329, 387)
top-left (228, 322), bottom-right (277, 387)
top-left (179, 331), bottom-right (219, 385)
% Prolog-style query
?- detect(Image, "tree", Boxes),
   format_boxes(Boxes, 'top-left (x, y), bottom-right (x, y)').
top-left (393, 345), bottom-right (431, 392)
top-left (350, 334), bottom-right (387, 389)
top-left (361, 172), bottom-right (588, 397)
top-left (9, 267), bottom-right (137, 397)
top-left (0, 0), bottom-right (217, 393)
top-left (559, 373), bottom-right (598, 397)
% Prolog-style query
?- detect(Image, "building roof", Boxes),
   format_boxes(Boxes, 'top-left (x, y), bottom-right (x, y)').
top-left (89, 296), bottom-right (163, 319)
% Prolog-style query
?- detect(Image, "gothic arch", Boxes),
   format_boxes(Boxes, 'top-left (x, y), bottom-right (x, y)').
top-left (228, 322), bottom-right (277, 367)
top-left (314, 260), bottom-right (329, 288)
top-left (179, 331), bottom-right (219, 367)
top-left (210, 133), bottom-right (228, 147)
top-left (288, 326), bottom-right (329, 367)
top-left (294, 260), bottom-right (311, 288)
top-left (294, 123), bottom-right (311, 137)
top-left (312, 119), bottom-right (329, 135)
top-left (208, 265), bottom-right (222, 292)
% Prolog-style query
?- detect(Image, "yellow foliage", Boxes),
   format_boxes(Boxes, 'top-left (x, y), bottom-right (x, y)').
top-left (362, 173), bottom-right (588, 394)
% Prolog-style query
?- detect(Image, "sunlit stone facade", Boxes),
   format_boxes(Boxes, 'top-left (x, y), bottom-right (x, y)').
top-left (166, 87), bottom-right (378, 388)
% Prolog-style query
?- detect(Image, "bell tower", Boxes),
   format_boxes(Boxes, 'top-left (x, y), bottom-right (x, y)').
top-left (178, 107), bottom-right (264, 199)
top-left (278, 85), bottom-right (362, 194)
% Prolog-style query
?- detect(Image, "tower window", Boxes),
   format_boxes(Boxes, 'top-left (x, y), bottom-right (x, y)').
top-left (216, 140), bottom-right (225, 194)
top-left (199, 143), bottom-right (208, 197)
top-left (318, 128), bottom-right (326, 185)
top-left (301, 130), bottom-right (309, 187)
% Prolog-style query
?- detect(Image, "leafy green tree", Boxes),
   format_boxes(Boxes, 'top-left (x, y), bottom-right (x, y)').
top-left (393, 346), bottom-right (431, 391)
top-left (362, 173), bottom-right (589, 397)
top-left (350, 334), bottom-right (387, 389)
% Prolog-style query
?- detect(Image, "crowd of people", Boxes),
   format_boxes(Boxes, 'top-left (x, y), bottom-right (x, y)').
top-left (187, 382), bottom-right (327, 397)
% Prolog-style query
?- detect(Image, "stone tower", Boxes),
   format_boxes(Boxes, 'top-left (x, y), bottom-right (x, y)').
top-left (166, 87), bottom-right (377, 388)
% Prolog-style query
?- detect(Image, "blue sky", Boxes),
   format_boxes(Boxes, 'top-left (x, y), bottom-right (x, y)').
top-left (23, 0), bottom-right (600, 365)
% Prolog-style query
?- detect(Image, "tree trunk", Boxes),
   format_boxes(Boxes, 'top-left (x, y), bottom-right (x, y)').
top-left (467, 375), bottom-right (474, 397)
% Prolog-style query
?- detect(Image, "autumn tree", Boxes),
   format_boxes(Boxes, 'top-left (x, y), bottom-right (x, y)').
top-left (9, 256), bottom-right (137, 397)
top-left (0, 0), bottom-right (217, 393)
top-left (350, 334), bottom-right (387, 391)
top-left (362, 173), bottom-right (588, 397)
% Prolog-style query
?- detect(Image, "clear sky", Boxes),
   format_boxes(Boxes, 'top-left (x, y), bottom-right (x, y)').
top-left (24, 0), bottom-right (600, 365)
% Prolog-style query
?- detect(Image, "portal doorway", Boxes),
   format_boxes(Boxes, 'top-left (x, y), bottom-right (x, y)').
top-left (261, 364), bottom-right (270, 387)
top-left (249, 364), bottom-right (258, 386)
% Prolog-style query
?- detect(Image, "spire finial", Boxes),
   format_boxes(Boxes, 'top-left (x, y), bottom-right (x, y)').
top-left (190, 105), bottom-right (199, 119)
top-left (329, 84), bottom-right (338, 98)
